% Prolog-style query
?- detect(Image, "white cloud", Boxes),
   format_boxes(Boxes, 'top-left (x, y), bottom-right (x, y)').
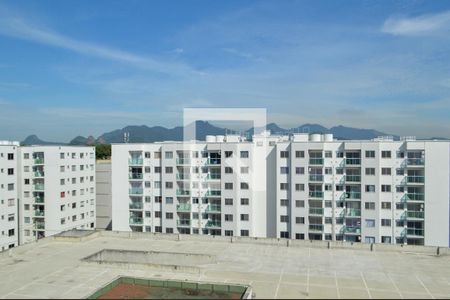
top-left (382, 11), bottom-right (450, 36)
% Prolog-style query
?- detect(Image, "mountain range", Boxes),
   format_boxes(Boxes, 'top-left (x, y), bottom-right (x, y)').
top-left (20, 121), bottom-right (400, 145)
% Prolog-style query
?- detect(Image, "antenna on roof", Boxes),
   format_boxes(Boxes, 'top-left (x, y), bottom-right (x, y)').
top-left (124, 132), bottom-right (129, 143)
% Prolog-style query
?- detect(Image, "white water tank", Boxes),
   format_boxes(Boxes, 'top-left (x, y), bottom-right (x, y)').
top-left (216, 135), bottom-right (225, 142)
top-left (309, 134), bottom-right (321, 142)
top-left (206, 135), bottom-right (215, 143)
top-left (323, 134), bottom-right (333, 142)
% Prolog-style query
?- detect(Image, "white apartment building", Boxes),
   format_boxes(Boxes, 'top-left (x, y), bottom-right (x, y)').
top-left (111, 133), bottom-right (450, 247)
top-left (18, 146), bottom-right (96, 244)
top-left (112, 134), bottom-right (269, 237)
top-left (0, 141), bottom-right (19, 251)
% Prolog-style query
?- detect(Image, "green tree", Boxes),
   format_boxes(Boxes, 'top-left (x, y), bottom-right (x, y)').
top-left (95, 144), bottom-right (111, 160)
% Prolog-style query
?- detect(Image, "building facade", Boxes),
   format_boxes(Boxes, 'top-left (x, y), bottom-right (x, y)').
top-left (18, 146), bottom-right (96, 244)
top-left (111, 133), bottom-right (450, 247)
top-left (0, 141), bottom-right (19, 251)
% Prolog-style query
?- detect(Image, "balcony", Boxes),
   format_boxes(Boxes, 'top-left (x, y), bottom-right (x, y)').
top-left (345, 158), bottom-right (361, 165)
top-left (34, 183), bottom-right (45, 191)
top-left (309, 175), bottom-right (323, 182)
top-left (176, 174), bottom-right (190, 180)
top-left (344, 191), bottom-right (361, 200)
top-left (205, 220), bottom-right (221, 228)
top-left (309, 158), bottom-right (323, 165)
top-left (308, 208), bottom-right (323, 215)
top-left (205, 189), bottom-right (221, 197)
top-left (207, 173), bottom-right (221, 180)
top-left (129, 188), bottom-right (143, 195)
top-left (401, 228), bottom-right (424, 237)
top-left (406, 176), bottom-right (425, 184)
top-left (345, 208), bottom-right (361, 217)
top-left (176, 203), bottom-right (191, 212)
top-left (401, 211), bottom-right (424, 220)
top-left (34, 222), bottom-right (45, 230)
top-left (129, 202), bottom-right (143, 210)
top-left (176, 158), bottom-right (191, 165)
top-left (34, 210), bottom-right (45, 217)
top-left (345, 175), bottom-right (361, 183)
top-left (345, 226), bottom-right (361, 234)
top-left (34, 158), bottom-right (44, 164)
top-left (129, 217), bottom-right (143, 225)
top-left (34, 196), bottom-right (44, 204)
top-left (308, 224), bottom-right (323, 232)
top-left (309, 191), bottom-right (323, 199)
top-left (128, 158), bottom-right (143, 165)
top-left (206, 158), bottom-right (221, 165)
top-left (206, 204), bottom-right (221, 213)
top-left (34, 171), bottom-right (45, 177)
top-left (177, 219), bottom-right (191, 227)
top-left (406, 158), bottom-right (425, 166)
top-left (401, 193), bottom-right (425, 202)
top-left (177, 189), bottom-right (190, 196)
top-left (129, 173), bottom-right (143, 180)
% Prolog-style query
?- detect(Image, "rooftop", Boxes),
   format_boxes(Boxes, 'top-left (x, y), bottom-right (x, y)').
top-left (1, 231), bottom-right (450, 299)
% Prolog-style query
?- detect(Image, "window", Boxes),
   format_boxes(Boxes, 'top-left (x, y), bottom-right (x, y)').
top-left (240, 151), bottom-right (249, 158)
top-left (295, 184), bottom-right (304, 191)
top-left (225, 167), bottom-right (233, 174)
top-left (154, 181), bottom-right (161, 188)
top-left (396, 168), bottom-right (404, 176)
top-left (225, 198), bottom-right (233, 205)
top-left (240, 167), bottom-right (249, 174)
top-left (225, 230), bottom-right (233, 236)
top-left (225, 182), bottom-right (233, 190)
top-left (240, 182), bottom-right (249, 190)
top-left (165, 167), bottom-right (173, 174)
top-left (280, 215), bottom-right (289, 223)
top-left (295, 167), bottom-right (304, 175)
top-left (225, 151), bottom-right (233, 158)
top-left (241, 198), bottom-right (249, 205)
top-left (7, 183), bottom-right (14, 191)
top-left (325, 217), bottom-right (332, 224)
top-left (60, 192), bottom-right (65, 198)
top-left (240, 230), bottom-right (249, 237)
top-left (280, 151), bottom-right (289, 158)
top-left (155, 226), bottom-right (162, 232)
top-left (365, 168), bottom-right (375, 175)
top-left (365, 202), bottom-right (375, 210)
top-left (295, 151), bottom-right (305, 158)
top-left (324, 167), bottom-right (332, 175)
top-left (295, 233), bottom-right (305, 240)
top-left (165, 212), bottom-right (173, 219)
top-left (324, 151), bottom-right (332, 158)
top-left (381, 168), bottom-right (391, 175)
top-left (280, 231), bottom-right (289, 238)
top-left (280, 183), bottom-right (289, 190)
top-left (166, 228), bottom-right (174, 234)
top-left (7, 168), bottom-right (13, 175)
top-left (165, 151), bottom-right (173, 159)
top-left (325, 200), bottom-right (332, 208)
top-left (7, 153), bottom-right (14, 160)
top-left (154, 152), bottom-right (161, 159)
top-left (381, 185), bottom-right (391, 192)
top-left (381, 219), bottom-right (391, 226)
top-left (155, 196), bottom-right (162, 203)
top-left (24, 179), bottom-right (29, 185)
top-left (145, 152), bottom-right (151, 158)
top-left (295, 217), bottom-right (305, 224)
top-left (365, 236), bottom-right (375, 243)
top-left (225, 214), bottom-right (233, 221)
top-left (365, 185), bottom-right (375, 192)
top-left (165, 182), bottom-right (173, 189)
top-left (154, 167), bottom-right (161, 173)
top-left (381, 202), bottom-right (391, 209)
top-left (24, 153), bottom-right (29, 159)
top-left (280, 167), bottom-right (289, 174)
top-left (240, 214), bottom-right (249, 221)
top-left (365, 150), bottom-right (375, 158)
top-left (165, 197), bottom-right (173, 204)
top-left (155, 211), bottom-right (162, 218)
top-left (295, 200), bottom-right (305, 207)
top-left (365, 219), bottom-right (375, 227)
top-left (381, 236), bottom-right (391, 244)
top-left (381, 151), bottom-right (391, 158)
top-left (280, 199), bottom-right (289, 206)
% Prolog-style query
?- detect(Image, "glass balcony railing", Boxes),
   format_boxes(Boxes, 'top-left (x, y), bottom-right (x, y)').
top-left (345, 191), bottom-right (361, 200)
top-left (345, 175), bottom-right (361, 182)
top-left (34, 184), bottom-right (45, 191)
top-left (205, 190), bottom-right (221, 197)
top-left (34, 158), bottom-right (44, 164)
top-left (406, 176), bottom-right (425, 183)
top-left (309, 158), bottom-right (323, 165)
top-left (401, 211), bottom-right (424, 219)
top-left (308, 208), bottom-right (323, 215)
top-left (177, 219), bottom-right (191, 227)
top-left (406, 158), bottom-right (425, 166)
top-left (345, 226), bottom-right (361, 234)
top-left (176, 203), bottom-right (191, 212)
top-left (128, 158), bottom-right (143, 165)
top-left (176, 174), bottom-right (190, 180)
top-left (403, 193), bottom-right (425, 201)
top-left (309, 224), bottom-right (323, 232)
top-left (129, 202), bottom-right (143, 209)
top-left (206, 220), bottom-right (221, 228)
top-left (176, 158), bottom-right (191, 165)
top-left (34, 196), bottom-right (44, 203)
top-left (206, 204), bottom-right (221, 213)
top-left (401, 228), bottom-right (424, 237)
top-left (309, 191), bottom-right (323, 198)
top-left (129, 188), bottom-right (143, 195)
top-left (129, 173), bottom-right (143, 180)
top-left (177, 189), bottom-right (190, 196)
top-left (34, 171), bottom-right (45, 177)
top-left (129, 217), bottom-right (143, 225)
top-left (34, 210), bottom-right (45, 217)
top-left (309, 175), bottom-right (323, 182)
top-left (35, 222), bottom-right (45, 230)
top-left (206, 158), bottom-right (221, 165)
top-left (345, 158), bottom-right (361, 165)
top-left (345, 208), bottom-right (361, 217)
top-left (207, 173), bottom-right (221, 180)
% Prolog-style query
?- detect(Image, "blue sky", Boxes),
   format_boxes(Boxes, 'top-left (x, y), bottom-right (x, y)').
top-left (1, 0), bottom-right (450, 141)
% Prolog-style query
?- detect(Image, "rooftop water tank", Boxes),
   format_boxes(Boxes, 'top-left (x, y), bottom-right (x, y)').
top-left (205, 135), bottom-right (215, 143)
top-left (309, 134), bottom-right (322, 142)
top-left (323, 134), bottom-right (333, 142)
top-left (216, 135), bottom-right (225, 143)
